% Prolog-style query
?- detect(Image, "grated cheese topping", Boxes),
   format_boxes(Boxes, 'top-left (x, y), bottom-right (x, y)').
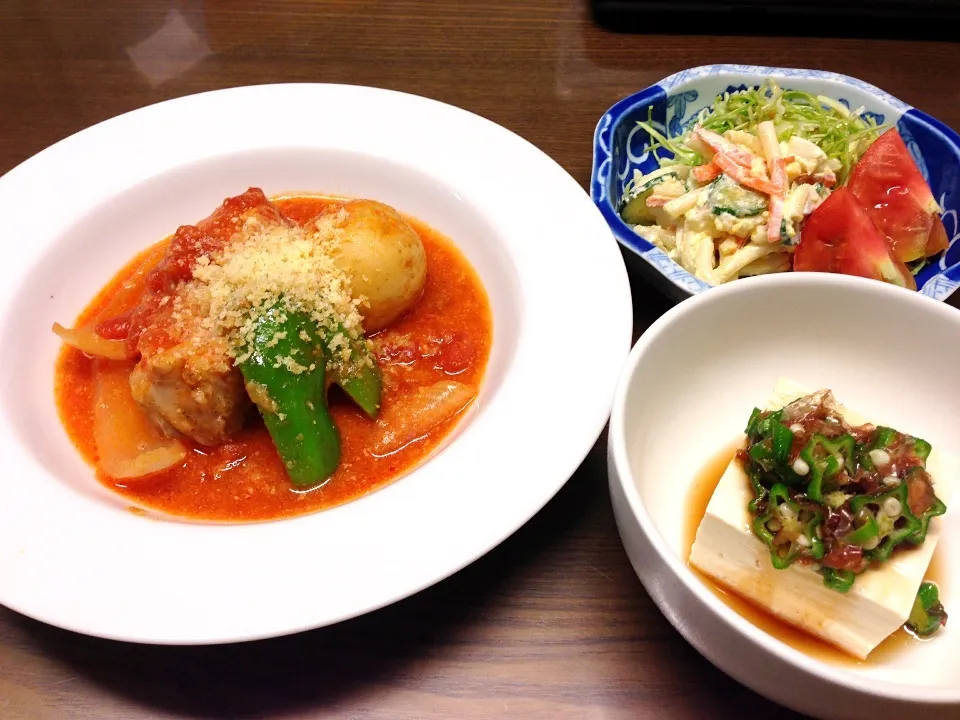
top-left (172, 209), bottom-right (367, 372)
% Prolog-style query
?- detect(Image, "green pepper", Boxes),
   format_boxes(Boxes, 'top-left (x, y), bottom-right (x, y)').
top-left (760, 409), bottom-right (783, 434)
top-left (801, 504), bottom-right (826, 561)
top-left (912, 437), bottom-right (932, 462)
top-left (744, 410), bottom-right (798, 484)
top-left (749, 409), bottom-right (782, 441)
top-left (911, 496), bottom-right (947, 544)
top-left (752, 484), bottom-right (823, 569)
top-left (870, 426), bottom-right (898, 450)
top-left (768, 483), bottom-right (792, 511)
top-left (752, 484), bottom-right (794, 569)
top-left (859, 426), bottom-right (906, 471)
top-left (903, 469), bottom-right (947, 545)
top-left (830, 435), bottom-right (856, 476)
top-left (843, 509), bottom-right (879, 546)
top-left (238, 306), bottom-right (341, 487)
top-left (851, 484), bottom-right (921, 563)
top-left (821, 568), bottom-right (856, 593)
top-left (799, 433), bottom-right (855, 502)
top-left (772, 421), bottom-right (794, 466)
top-left (751, 513), bottom-right (778, 557)
top-left (322, 321), bottom-right (381, 418)
top-left (747, 411), bottom-right (780, 474)
top-left (749, 442), bottom-right (777, 472)
top-left (906, 582), bottom-right (948, 637)
top-left (747, 471), bottom-right (767, 514)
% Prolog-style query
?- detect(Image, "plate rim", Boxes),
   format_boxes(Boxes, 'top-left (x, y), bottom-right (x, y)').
top-left (0, 82), bottom-right (633, 644)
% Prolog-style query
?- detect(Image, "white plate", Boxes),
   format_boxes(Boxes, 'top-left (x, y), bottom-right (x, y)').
top-left (0, 84), bottom-right (632, 644)
top-left (607, 274), bottom-right (960, 718)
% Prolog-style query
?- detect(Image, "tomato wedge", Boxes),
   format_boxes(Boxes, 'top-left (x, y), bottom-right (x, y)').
top-left (794, 187), bottom-right (916, 290)
top-left (847, 129), bottom-right (948, 263)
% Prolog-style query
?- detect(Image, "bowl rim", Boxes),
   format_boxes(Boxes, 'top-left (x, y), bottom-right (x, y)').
top-left (608, 271), bottom-right (960, 705)
top-left (590, 63), bottom-right (960, 302)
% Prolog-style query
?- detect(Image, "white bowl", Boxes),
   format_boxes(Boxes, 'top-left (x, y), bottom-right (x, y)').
top-left (607, 273), bottom-right (960, 718)
top-left (0, 84), bottom-right (632, 644)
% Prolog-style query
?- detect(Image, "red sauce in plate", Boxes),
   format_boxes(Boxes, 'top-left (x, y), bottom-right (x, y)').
top-left (55, 195), bottom-right (492, 522)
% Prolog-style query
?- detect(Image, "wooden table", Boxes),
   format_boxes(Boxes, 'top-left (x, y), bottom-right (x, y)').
top-left (2, 2), bottom-right (958, 718)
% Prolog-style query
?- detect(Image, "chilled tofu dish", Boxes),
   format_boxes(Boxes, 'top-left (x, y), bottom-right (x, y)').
top-left (53, 189), bottom-right (491, 522)
top-left (690, 378), bottom-right (956, 659)
top-left (621, 81), bottom-right (949, 289)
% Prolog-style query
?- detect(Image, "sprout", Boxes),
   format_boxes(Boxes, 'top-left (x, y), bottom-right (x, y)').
top-left (635, 80), bottom-right (884, 184)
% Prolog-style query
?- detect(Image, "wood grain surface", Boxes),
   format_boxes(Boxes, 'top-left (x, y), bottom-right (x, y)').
top-left (1, 1), bottom-right (958, 718)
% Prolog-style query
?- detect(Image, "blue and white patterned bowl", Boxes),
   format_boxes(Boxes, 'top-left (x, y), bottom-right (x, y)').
top-left (591, 64), bottom-right (960, 303)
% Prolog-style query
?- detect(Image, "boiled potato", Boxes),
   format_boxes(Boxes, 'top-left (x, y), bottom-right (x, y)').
top-left (321, 199), bottom-right (427, 332)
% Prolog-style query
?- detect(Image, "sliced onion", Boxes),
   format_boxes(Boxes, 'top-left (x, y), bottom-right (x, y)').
top-left (94, 360), bottom-right (186, 480)
top-left (52, 240), bottom-right (169, 358)
top-left (373, 380), bottom-right (476, 456)
top-left (52, 322), bottom-right (131, 360)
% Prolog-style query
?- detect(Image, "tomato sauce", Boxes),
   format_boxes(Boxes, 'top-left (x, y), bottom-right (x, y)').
top-left (684, 443), bottom-right (943, 664)
top-left (55, 195), bottom-right (492, 522)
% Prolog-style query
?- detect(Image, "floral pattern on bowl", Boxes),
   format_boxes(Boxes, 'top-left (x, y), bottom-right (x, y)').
top-left (591, 64), bottom-right (960, 302)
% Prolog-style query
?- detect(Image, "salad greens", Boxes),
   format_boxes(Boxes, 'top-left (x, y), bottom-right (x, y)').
top-left (636, 79), bottom-right (885, 185)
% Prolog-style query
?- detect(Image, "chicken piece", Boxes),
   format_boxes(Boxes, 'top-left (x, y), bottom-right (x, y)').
top-left (129, 317), bottom-right (249, 447)
top-left (125, 189), bottom-right (280, 445)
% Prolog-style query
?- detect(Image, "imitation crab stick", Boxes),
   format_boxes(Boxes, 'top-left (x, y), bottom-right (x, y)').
top-left (693, 126), bottom-right (759, 168)
top-left (713, 154), bottom-right (779, 196)
top-left (767, 157), bottom-right (789, 243)
top-left (693, 160), bottom-right (722, 183)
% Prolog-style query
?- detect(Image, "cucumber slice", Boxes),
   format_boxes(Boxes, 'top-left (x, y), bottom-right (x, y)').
top-left (709, 174), bottom-right (767, 218)
top-left (620, 189), bottom-right (657, 225)
top-left (630, 165), bottom-right (685, 193)
top-left (619, 168), bottom-right (681, 225)
top-left (780, 218), bottom-right (794, 246)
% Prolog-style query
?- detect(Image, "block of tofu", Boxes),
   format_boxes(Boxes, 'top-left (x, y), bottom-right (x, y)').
top-left (689, 377), bottom-right (958, 659)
